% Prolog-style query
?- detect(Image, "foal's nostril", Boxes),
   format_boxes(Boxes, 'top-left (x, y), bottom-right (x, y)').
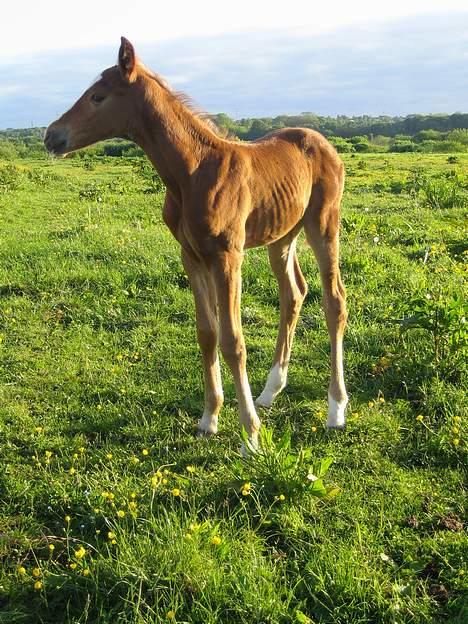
top-left (44, 127), bottom-right (68, 154)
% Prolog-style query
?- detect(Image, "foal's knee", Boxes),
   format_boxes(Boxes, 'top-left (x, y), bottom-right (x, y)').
top-left (197, 325), bottom-right (218, 354)
top-left (220, 332), bottom-right (245, 366)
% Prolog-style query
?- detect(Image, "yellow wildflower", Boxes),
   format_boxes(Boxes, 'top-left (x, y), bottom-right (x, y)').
top-left (368, 401), bottom-right (374, 408)
top-left (65, 515), bottom-right (71, 523)
top-left (167, 611), bottom-right (176, 620)
top-left (82, 569), bottom-right (90, 577)
top-left (211, 536), bottom-right (221, 546)
top-left (241, 482), bottom-right (251, 496)
top-left (69, 563), bottom-right (77, 570)
top-left (171, 488), bottom-right (181, 497)
top-left (74, 546), bottom-right (86, 560)
top-left (278, 494), bottom-right (286, 501)
top-left (106, 453), bottom-right (113, 460)
top-left (79, 446), bottom-right (85, 453)
top-left (131, 456), bottom-right (140, 464)
top-left (45, 450), bottom-right (53, 459)
top-left (452, 427), bottom-right (460, 434)
top-left (34, 581), bottom-right (43, 590)
top-left (17, 566), bottom-right (26, 575)
top-left (142, 448), bottom-right (149, 456)
top-left (35, 426), bottom-right (43, 434)
top-left (32, 568), bottom-right (41, 578)
top-left (186, 465), bottom-right (196, 474)
top-left (416, 415), bottom-right (424, 422)
top-left (311, 426), bottom-right (317, 432)
top-left (69, 467), bottom-right (76, 475)
top-left (452, 438), bottom-right (460, 446)
top-left (185, 533), bottom-right (192, 540)
top-left (49, 544), bottom-right (55, 552)
top-left (128, 501), bottom-right (137, 511)
top-left (379, 397), bottom-right (385, 404)
top-left (107, 532), bottom-right (116, 540)
top-left (117, 510), bottom-right (126, 518)
top-left (453, 416), bottom-right (461, 423)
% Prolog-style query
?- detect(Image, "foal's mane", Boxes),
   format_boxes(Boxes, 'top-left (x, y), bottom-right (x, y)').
top-left (139, 63), bottom-right (230, 140)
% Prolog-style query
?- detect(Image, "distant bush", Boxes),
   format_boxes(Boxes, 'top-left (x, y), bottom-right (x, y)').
top-left (328, 136), bottom-right (354, 153)
top-left (0, 140), bottom-right (18, 160)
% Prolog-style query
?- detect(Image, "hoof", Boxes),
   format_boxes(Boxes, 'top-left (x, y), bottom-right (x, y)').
top-left (240, 436), bottom-right (259, 458)
top-left (326, 423), bottom-right (346, 431)
top-left (196, 428), bottom-right (216, 439)
top-left (255, 395), bottom-right (273, 409)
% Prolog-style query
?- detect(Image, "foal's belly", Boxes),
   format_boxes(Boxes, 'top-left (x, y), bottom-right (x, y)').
top-left (244, 197), bottom-right (308, 248)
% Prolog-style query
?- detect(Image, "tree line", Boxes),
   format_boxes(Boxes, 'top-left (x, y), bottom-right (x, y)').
top-left (1, 112), bottom-right (468, 158)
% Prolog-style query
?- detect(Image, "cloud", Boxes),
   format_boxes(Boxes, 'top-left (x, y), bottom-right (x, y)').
top-left (0, 12), bottom-right (467, 128)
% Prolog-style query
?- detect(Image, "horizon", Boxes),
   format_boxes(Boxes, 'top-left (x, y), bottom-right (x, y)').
top-left (2, 110), bottom-right (468, 134)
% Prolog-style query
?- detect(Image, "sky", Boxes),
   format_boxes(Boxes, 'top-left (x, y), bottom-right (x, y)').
top-left (1, 0), bottom-right (467, 128)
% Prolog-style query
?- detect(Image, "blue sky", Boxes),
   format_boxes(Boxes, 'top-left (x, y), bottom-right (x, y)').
top-left (0, 2), bottom-right (467, 128)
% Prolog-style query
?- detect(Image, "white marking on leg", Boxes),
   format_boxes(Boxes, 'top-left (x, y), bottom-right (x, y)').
top-left (197, 411), bottom-right (218, 435)
top-left (256, 363), bottom-right (288, 408)
top-left (326, 391), bottom-right (348, 429)
top-left (239, 371), bottom-right (261, 453)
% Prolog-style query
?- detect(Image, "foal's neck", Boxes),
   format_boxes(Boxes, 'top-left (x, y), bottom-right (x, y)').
top-left (130, 73), bottom-right (222, 197)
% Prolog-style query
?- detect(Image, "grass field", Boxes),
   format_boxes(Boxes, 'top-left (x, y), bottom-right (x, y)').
top-left (0, 152), bottom-right (466, 623)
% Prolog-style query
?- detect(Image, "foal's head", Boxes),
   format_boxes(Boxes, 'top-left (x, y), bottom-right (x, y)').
top-left (45, 38), bottom-right (142, 155)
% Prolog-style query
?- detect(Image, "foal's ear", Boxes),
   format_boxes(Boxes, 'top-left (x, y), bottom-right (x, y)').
top-left (119, 36), bottom-right (137, 83)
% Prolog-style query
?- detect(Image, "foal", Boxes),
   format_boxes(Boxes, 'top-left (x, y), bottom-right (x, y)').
top-left (45, 38), bottom-right (348, 450)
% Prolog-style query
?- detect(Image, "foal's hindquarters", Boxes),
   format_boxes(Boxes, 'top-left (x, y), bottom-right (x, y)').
top-left (256, 157), bottom-right (348, 430)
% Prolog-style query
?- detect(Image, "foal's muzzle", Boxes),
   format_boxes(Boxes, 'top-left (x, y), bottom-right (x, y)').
top-left (44, 127), bottom-right (69, 155)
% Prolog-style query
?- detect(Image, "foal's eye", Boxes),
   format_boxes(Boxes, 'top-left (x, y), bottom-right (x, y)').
top-left (91, 93), bottom-right (106, 104)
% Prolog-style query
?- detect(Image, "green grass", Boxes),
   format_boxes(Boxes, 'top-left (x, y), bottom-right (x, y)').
top-left (0, 153), bottom-right (467, 623)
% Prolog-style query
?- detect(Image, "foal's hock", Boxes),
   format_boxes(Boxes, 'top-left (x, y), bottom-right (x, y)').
top-left (45, 37), bottom-right (349, 450)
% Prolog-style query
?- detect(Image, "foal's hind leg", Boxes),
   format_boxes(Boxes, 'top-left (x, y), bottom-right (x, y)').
top-left (303, 192), bottom-right (348, 428)
top-left (256, 234), bottom-right (308, 408)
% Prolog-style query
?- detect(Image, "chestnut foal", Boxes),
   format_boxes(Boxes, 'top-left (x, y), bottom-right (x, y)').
top-left (45, 38), bottom-right (348, 451)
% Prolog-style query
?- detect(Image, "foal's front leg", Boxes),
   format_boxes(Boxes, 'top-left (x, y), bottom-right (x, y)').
top-left (181, 249), bottom-right (223, 435)
top-left (212, 251), bottom-right (261, 451)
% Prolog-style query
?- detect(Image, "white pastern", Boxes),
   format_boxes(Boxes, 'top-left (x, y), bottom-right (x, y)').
top-left (326, 392), bottom-right (348, 429)
top-left (197, 411), bottom-right (218, 435)
top-left (256, 363), bottom-right (287, 408)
